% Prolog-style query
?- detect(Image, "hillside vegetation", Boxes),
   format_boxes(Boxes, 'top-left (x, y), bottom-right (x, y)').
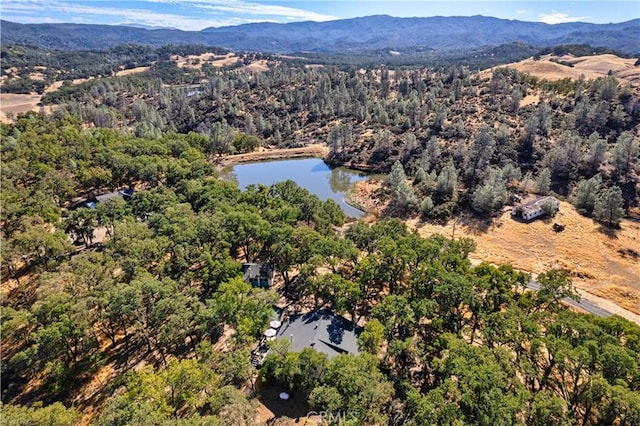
top-left (2, 113), bottom-right (640, 425)
top-left (2, 16), bottom-right (639, 54)
top-left (499, 53), bottom-right (640, 85)
top-left (1, 40), bottom-right (640, 425)
top-left (7, 46), bottom-right (635, 216)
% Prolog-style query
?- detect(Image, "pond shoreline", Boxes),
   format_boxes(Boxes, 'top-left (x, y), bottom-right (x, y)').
top-left (344, 185), bottom-right (374, 219)
top-left (220, 156), bottom-right (369, 218)
top-left (212, 144), bottom-right (329, 167)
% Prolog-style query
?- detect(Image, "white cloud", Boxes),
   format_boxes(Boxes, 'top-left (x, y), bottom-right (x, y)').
top-left (539, 11), bottom-right (591, 24)
top-left (2, 15), bottom-right (66, 24)
top-left (0, 0), bottom-right (337, 30)
top-left (177, 1), bottom-right (337, 21)
top-left (147, 0), bottom-right (338, 21)
top-left (516, 10), bottom-right (528, 15)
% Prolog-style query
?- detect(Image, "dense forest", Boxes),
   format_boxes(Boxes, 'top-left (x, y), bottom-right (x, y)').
top-left (7, 43), bottom-right (637, 221)
top-left (3, 16), bottom-right (639, 54)
top-left (1, 113), bottom-right (639, 424)
top-left (1, 41), bottom-right (640, 425)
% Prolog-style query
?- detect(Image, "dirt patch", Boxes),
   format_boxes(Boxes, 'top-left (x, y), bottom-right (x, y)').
top-left (347, 179), bottom-right (388, 222)
top-left (496, 53), bottom-right (640, 84)
top-left (73, 363), bottom-right (116, 426)
top-left (92, 227), bottom-right (109, 245)
top-left (520, 93), bottom-right (540, 106)
top-left (213, 144), bottom-right (329, 167)
top-left (45, 80), bottom-right (65, 93)
top-left (589, 285), bottom-right (640, 316)
top-left (254, 381), bottom-right (310, 424)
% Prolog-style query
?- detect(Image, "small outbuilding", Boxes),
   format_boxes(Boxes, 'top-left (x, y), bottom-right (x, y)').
top-left (86, 188), bottom-right (134, 209)
top-left (242, 263), bottom-right (275, 288)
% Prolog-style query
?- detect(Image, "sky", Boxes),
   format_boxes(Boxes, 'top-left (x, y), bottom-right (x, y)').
top-left (1, 1), bottom-right (639, 30)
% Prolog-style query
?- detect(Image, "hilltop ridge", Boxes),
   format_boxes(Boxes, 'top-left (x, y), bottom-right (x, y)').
top-left (2, 15), bottom-right (639, 54)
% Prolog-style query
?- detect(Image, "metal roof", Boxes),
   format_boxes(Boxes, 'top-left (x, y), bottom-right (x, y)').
top-left (276, 310), bottom-right (362, 358)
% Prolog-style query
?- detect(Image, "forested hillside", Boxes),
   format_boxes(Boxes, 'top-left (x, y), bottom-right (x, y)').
top-left (11, 47), bottom-right (638, 220)
top-left (2, 15), bottom-right (639, 54)
top-left (0, 44), bottom-right (227, 94)
top-left (1, 113), bottom-right (639, 425)
top-left (1, 40), bottom-right (640, 425)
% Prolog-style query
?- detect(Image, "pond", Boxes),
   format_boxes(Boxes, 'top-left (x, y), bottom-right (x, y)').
top-left (222, 158), bottom-right (368, 217)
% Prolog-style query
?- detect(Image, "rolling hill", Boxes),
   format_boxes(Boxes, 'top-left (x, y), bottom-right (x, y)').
top-left (2, 15), bottom-right (639, 54)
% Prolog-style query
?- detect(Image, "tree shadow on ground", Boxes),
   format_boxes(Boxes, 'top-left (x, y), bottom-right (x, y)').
top-left (412, 213), bottom-right (496, 237)
top-left (459, 213), bottom-right (494, 235)
top-left (597, 223), bottom-right (621, 239)
top-left (255, 381), bottom-right (310, 423)
top-left (5, 333), bottom-right (164, 417)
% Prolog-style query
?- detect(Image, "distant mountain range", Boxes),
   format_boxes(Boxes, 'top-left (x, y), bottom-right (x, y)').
top-left (2, 15), bottom-right (639, 54)
top-left (121, 24), bottom-right (180, 31)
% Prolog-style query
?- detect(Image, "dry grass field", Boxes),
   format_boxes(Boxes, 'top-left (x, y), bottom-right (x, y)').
top-left (244, 59), bottom-right (271, 73)
top-left (0, 67), bottom-right (144, 122)
top-left (0, 93), bottom-right (44, 122)
top-left (115, 66), bottom-right (149, 76)
top-left (174, 52), bottom-right (241, 69)
top-left (496, 53), bottom-right (640, 84)
top-left (351, 179), bottom-right (640, 320)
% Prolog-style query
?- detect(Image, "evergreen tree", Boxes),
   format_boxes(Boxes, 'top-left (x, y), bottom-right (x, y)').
top-left (414, 167), bottom-right (427, 184)
top-left (536, 168), bottom-right (552, 195)
top-left (395, 180), bottom-right (418, 213)
top-left (388, 160), bottom-right (407, 191)
top-left (613, 131), bottom-right (639, 181)
top-left (436, 162), bottom-right (457, 198)
top-left (585, 131), bottom-right (607, 173)
top-left (573, 174), bottom-right (603, 216)
top-left (594, 186), bottom-right (625, 227)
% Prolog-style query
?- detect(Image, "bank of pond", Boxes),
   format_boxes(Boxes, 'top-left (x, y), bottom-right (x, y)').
top-left (221, 158), bottom-right (368, 218)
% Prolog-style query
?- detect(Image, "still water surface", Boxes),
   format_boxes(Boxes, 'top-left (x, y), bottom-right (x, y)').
top-left (223, 158), bottom-right (368, 217)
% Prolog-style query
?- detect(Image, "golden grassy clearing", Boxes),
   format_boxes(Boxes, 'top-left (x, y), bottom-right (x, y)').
top-left (412, 205), bottom-right (640, 317)
top-left (496, 53), bottom-right (640, 84)
top-left (352, 179), bottom-right (640, 321)
top-left (0, 75), bottom-right (95, 122)
top-left (0, 93), bottom-right (44, 122)
top-left (210, 53), bottom-right (242, 67)
top-left (244, 59), bottom-right (271, 73)
top-left (115, 66), bottom-right (149, 76)
top-left (28, 72), bottom-right (46, 81)
top-left (174, 52), bottom-right (241, 69)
